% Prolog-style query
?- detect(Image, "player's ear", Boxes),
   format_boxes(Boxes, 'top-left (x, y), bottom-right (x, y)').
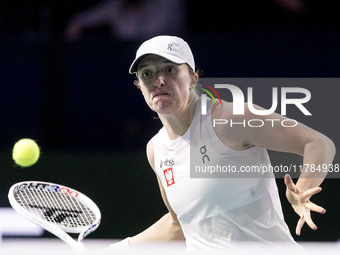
top-left (192, 73), bottom-right (198, 84)
top-left (190, 73), bottom-right (199, 89)
top-left (133, 80), bottom-right (141, 90)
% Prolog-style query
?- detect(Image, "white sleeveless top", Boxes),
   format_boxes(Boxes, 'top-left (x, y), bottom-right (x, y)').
top-left (153, 98), bottom-right (296, 252)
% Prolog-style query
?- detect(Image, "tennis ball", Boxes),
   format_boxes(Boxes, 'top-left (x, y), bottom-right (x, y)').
top-left (12, 139), bottom-right (40, 167)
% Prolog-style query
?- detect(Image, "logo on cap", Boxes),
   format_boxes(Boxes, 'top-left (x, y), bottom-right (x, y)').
top-left (167, 44), bottom-right (172, 50)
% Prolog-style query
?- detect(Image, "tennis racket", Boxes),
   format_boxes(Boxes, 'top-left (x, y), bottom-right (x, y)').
top-left (8, 181), bottom-right (101, 251)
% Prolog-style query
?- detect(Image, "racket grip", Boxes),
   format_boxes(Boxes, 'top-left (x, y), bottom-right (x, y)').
top-left (109, 237), bottom-right (131, 251)
top-left (73, 242), bottom-right (87, 252)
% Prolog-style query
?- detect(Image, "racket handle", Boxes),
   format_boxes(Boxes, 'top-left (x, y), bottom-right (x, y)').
top-left (71, 241), bottom-right (87, 252)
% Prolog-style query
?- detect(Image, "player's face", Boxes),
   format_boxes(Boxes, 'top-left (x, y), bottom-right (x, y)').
top-left (137, 55), bottom-right (196, 116)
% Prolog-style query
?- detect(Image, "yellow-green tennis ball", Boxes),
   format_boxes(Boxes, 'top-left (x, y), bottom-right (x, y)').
top-left (12, 139), bottom-right (40, 167)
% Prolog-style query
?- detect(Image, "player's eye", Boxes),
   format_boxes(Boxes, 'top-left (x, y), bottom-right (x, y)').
top-left (166, 67), bottom-right (176, 73)
top-left (142, 71), bottom-right (151, 78)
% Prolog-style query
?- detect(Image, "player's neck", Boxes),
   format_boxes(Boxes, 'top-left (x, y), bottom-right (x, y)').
top-left (159, 94), bottom-right (198, 140)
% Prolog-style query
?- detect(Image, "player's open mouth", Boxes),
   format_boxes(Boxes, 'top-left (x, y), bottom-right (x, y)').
top-left (154, 93), bottom-right (170, 98)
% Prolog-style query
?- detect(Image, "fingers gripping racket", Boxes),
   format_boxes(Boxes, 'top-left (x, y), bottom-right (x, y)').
top-left (8, 181), bottom-right (101, 251)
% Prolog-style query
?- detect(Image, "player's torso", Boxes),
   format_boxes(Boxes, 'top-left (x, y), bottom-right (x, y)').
top-left (154, 126), bottom-right (274, 225)
top-left (153, 98), bottom-right (295, 250)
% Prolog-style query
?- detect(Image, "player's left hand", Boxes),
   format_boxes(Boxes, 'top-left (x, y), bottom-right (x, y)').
top-left (284, 174), bottom-right (326, 236)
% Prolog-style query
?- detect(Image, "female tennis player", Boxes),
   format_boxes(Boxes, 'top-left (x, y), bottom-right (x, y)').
top-left (110, 35), bottom-right (335, 252)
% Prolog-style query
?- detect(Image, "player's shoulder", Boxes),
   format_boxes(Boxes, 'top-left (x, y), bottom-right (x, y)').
top-left (210, 100), bottom-right (257, 150)
top-left (211, 100), bottom-right (258, 120)
top-left (211, 100), bottom-right (233, 119)
top-left (146, 135), bottom-right (156, 154)
top-left (146, 135), bottom-right (157, 170)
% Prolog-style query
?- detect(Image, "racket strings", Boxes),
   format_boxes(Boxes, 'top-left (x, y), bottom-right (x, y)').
top-left (14, 188), bottom-right (96, 230)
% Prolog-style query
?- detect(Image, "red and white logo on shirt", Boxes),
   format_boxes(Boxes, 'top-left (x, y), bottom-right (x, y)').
top-left (163, 167), bottom-right (175, 187)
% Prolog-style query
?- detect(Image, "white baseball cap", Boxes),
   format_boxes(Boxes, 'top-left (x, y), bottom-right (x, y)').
top-left (129, 35), bottom-right (195, 74)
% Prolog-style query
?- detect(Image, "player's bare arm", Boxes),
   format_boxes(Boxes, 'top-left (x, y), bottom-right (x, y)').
top-left (212, 101), bottom-right (336, 235)
top-left (129, 136), bottom-right (185, 246)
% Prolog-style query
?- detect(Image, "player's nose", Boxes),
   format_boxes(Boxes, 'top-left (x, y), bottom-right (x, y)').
top-left (154, 74), bottom-right (165, 88)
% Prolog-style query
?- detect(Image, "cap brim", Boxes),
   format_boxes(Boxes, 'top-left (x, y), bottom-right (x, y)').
top-left (129, 52), bottom-right (187, 74)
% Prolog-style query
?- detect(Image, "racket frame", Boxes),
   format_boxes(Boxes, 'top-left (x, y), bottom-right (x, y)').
top-left (8, 181), bottom-right (101, 251)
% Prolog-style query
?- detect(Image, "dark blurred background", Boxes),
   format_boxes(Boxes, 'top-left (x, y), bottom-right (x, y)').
top-left (0, 0), bottom-right (339, 243)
